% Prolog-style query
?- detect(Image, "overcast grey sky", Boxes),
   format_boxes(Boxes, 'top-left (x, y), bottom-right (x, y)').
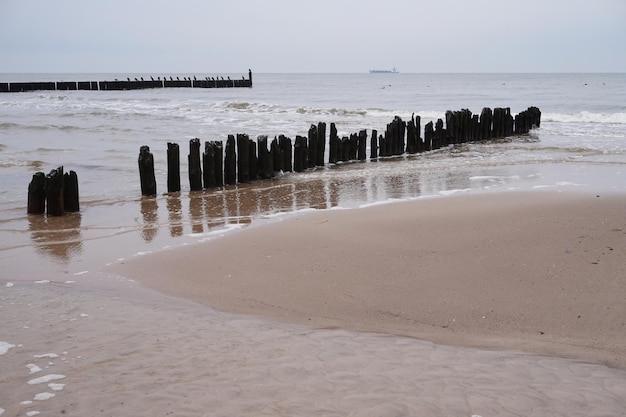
top-left (1, 0), bottom-right (624, 73)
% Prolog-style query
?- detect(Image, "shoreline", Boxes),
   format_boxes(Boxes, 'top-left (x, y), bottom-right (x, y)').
top-left (113, 189), bottom-right (626, 369)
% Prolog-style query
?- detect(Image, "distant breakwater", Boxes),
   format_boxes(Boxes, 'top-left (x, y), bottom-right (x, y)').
top-left (2, 70), bottom-right (252, 92)
top-left (138, 106), bottom-right (542, 196)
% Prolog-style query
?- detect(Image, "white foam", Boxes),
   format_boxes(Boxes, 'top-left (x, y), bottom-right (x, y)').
top-left (33, 392), bottom-right (55, 401)
top-left (33, 353), bottom-right (58, 359)
top-left (73, 271), bottom-right (88, 276)
top-left (48, 383), bottom-right (65, 391)
top-left (28, 374), bottom-right (65, 385)
top-left (5, 282), bottom-right (13, 288)
top-left (34, 280), bottom-right (49, 284)
top-left (64, 281), bottom-right (76, 284)
top-left (27, 364), bottom-right (42, 374)
top-left (20, 401), bottom-right (32, 405)
top-left (26, 411), bottom-right (41, 417)
top-left (0, 342), bottom-right (15, 355)
top-left (0, 407), bottom-right (4, 416)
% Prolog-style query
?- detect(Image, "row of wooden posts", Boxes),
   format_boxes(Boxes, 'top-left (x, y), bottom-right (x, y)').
top-left (3, 70), bottom-right (252, 93)
top-left (27, 167), bottom-right (80, 216)
top-left (138, 106), bottom-right (541, 196)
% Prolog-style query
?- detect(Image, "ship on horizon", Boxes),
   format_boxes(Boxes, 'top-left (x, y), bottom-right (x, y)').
top-left (369, 67), bottom-right (399, 74)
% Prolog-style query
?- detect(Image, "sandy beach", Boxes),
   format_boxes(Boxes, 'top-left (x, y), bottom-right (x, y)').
top-left (2, 190), bottom-right (626, 416)
top-left (115, 190), bottom-right (626, 369)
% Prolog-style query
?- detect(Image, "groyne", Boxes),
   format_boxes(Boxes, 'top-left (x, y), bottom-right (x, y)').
top-left (138, 106), bottom-right (542, 196)
top-left (2, 70), bottom-right (252, 92)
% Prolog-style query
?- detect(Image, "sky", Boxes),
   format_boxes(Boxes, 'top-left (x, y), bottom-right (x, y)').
top-left (0, 0), bottom-right (625, 73)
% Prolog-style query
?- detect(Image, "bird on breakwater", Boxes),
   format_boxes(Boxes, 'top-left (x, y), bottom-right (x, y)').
top-left (169, 77), bottom-right (173, 81)
top-left (150, 76), bottom-right (154, 81)
top-left (127, 77), bottom-right (131, 81)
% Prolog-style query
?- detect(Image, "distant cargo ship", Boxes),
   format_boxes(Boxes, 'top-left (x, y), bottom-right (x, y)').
top-left (369, 67), bottom-right (399, 74)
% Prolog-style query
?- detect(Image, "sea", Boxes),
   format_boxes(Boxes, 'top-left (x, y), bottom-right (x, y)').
top-left (1, 72), bottom-right (626, 275)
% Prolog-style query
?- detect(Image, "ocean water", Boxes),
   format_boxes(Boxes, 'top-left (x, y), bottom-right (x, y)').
top-left (1, 72), bottom-right (625, 273)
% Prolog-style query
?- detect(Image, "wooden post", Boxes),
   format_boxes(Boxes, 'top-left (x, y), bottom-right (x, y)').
top-left (213, 141), bottom-right (224, 187)
top-left (63, 170), bottom-right (79, 212)
top-left (316, 122), bottom-right (326, 166)
top-left (370, 129), bottom-right (378, 159)
top-left (424, 121), bottom-right (434, 151)
top-left (307, 124), bottom-right (318, 168)
top-left (294, 136), bottom-right (307, 172)
top-left (357, 129), bottom-right (367, 161)
top-left (236, 134), bottom-right (250, 183)
top-left (329, 123), bottom-right (339, 164)
top-left (271, 137), bottom-right (283, 173)
top-left (224, 135), bottom-right (237, 185)
top-left (257, 135), bottom-right (273, 179)
top-left (27, 172), bottom-right (46, 214)
top-left (188, 138), bottom-right (203, 191)
top-left (167, 142), bottom-right (181, 192)
top-left (248, 138), bottom-right (258, 181)
top-left (279, 135), bottom-right (292, 172)
top-left (46, 166), bottom-right (65, 216)
top-left (138, 146), bottom-right (157, 196)
top-left (203, 141), bottom-right (216, 188)
top-left (480, 107), bottom-right (493, 140)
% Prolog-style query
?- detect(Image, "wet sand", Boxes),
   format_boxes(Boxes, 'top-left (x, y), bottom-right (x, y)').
top-left (2, 190), bottom-right (626, 416)
top-left (115, 190), bottom-right (626, 369)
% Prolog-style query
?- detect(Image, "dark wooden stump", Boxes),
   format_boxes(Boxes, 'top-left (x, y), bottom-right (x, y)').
top-left (424, 121), bottom-right (434, 151)
top-left (167, 142), bottom-right (181, 192)
top-left (271, 137), bottom-right (283, 173)
top-left (248, 139), bottom-right (258, 181)
top-left (46, 166), bottom-right (65, 216)
top-left (370, 129), bottom-right (378, 159)
top-left (257, 135), bottom-right (273, 179)
top-left (188, 138), bottom-right (203, 191)
top-left (138, 146), bottom-right (157, 196)
top-left (237, 134), bottom-right (250, 183)
top-left (279, 135), bottom-right (292, 172)
top-left (307, 124), bottom-right (318, 168)
top-left (479, 107), bottom-right (493, 140)
top-left (63, 170), bottom-right (79, 212)
top-left (213, 141), bottom-right (224, 187)
top-left (225, 135), bottom-right (237, 185)
top-left (357, 130), bottom-right (367, 161)
top-left (202, 141), bottom-right (216, 188)
top-left (27, 172), bottom-right (46, 214)
top-left (294, 136), bottom-right (307, 172)
top-left (316, 122), bottom-right (326, 166)
top-left (329, 123), bottom-right (339, 164)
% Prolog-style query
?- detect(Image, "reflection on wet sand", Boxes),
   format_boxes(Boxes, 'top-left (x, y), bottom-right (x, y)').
top-left (140, 197), bottom-right (159, 242)
top-left (28, 212), bottom-right (82, 262)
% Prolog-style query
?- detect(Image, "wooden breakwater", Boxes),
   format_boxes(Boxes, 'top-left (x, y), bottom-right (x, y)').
top-left (3, 70), bottom-right (252, 93)
top-left (138, 106), bottom-right (541, 196)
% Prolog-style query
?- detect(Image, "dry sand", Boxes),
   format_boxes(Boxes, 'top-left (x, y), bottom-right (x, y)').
top-left (2, 190), bottom-right (626, 416)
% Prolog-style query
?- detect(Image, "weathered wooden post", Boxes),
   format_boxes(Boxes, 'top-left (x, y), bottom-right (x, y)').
top-left (329, 123), bottom-right (339, 164)
top-left (257, 135), bottom-right (273, 179)
top-left (406, 114), bottom-right (420, 154)
top-left (213, 141), bottom-right (224, 187)
top-left (203, 141), bottom-right (216, 188)
top-left (294, 136), bottom-right (307, 172)
top-left (316, 122), bottom-right (326, 167)
top-left (271, 137), bottom-right (283, 173)
top-left (480, 107), bottom-right (493, 140)
top-left (167, 142), bottom-right (181, 192)
top-left (46, 166), bottom-right (65, 216)
top-left (63, 170), bottom-right (79, 212)
top-left (236, 134), bottom-right (250, 183)
top-left (307, 124), bottom-right (318, 168)
top-left (434, 118), bottom-right (446, 149)
top-left (248, 138), bottom-right (258, 181)
top-left (27, 172), bottom-right (46, 214)
top-left (424, 121), bottom-right (434, 151)
top-left (188, 138), bottom-right (203, 191)
top-left (138, 146), bottom-right (157, 196)
top-left (370, 129), bottom-right (378, 159)
top-left (224, 135), bottom-right (237, 185)
top-left (357, 130), bottom-right (367, 161)
top-left (279, 135), bottom-right (292, 172)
